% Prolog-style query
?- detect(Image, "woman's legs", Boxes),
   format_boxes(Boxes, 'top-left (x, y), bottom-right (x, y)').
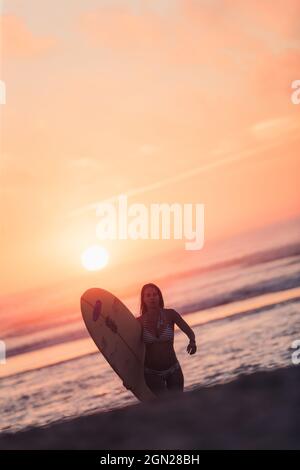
top-left (165, 364), bottom-right (184, 393)
top-left (144, 371), bottom-right (167, 397)
top-left (144, 362), bottom-right (184, 397)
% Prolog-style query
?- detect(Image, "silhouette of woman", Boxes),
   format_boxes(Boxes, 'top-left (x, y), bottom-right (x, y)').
top-left (136, 283), bottom-right (197, 398)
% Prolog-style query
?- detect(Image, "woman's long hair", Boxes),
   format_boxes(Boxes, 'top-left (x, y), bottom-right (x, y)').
top-left (140, 283), bottom-right (164, 316)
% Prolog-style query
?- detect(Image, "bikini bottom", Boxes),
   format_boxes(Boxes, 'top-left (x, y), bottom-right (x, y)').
top-left (144, 361), bottom-right (180, 380)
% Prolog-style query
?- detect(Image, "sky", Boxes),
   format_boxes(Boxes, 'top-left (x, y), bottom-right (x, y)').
top-left (0, 0), bottom-right (300, 304)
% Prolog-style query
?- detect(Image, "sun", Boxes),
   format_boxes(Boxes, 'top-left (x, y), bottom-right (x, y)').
top-left (81, 245), bottom-right (109, 271)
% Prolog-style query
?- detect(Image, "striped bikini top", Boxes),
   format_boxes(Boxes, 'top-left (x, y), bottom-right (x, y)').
top-left (142, 308), bottom-right (174, 344)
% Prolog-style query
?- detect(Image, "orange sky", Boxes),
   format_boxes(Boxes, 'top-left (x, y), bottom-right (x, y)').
top-left (0, 0), bottom-right (300, 300)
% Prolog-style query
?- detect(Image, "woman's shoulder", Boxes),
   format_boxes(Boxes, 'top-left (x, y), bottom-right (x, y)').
top-left (162, 308), bottom-right (176, 322)
top-left (163, 307), bottom-right (176, 313)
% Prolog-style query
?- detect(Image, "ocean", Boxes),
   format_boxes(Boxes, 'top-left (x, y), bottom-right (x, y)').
top-left (1, 216), bottom-right (300, 433)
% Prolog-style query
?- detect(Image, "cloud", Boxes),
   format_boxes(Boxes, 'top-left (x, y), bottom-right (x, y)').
top-left (228, 0), bottom-right (300, 45)
top-left (77, 6), bottom-right (168, 56)
top-left (76, 0), bottom-right (300, 66)
top-left (76, 3), bottom-right (228, 66)
top-left (67, 158), bottom-right (100, 169)
top-left (251, 115), bottom-right (300, 140)
top-left (74, 0), bottom-right (300, 123)
top-left (139, 144), bottom-right (159, 156)
top-left (0, 14), bottom-right (57, 58)
top-left (68, 134), bottom-right (299, 217)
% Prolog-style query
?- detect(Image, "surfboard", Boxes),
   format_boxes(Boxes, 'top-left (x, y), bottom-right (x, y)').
top-left (80, 287), bottom-right (156, 402)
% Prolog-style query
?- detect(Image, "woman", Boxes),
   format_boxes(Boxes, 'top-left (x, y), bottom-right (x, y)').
top-left (136, 283), bottom-right (197, 398)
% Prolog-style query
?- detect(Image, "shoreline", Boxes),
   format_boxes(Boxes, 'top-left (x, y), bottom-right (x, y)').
top-left (0, 365), bottom-right (299, 450)
top-left (3, 288), bottom-right (300, 380)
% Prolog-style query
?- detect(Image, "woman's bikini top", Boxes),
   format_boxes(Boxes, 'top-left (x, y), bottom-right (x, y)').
top-left (141, 308), bottom-right (174, 344)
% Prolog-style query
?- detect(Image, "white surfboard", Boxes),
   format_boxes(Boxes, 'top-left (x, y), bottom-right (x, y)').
top-left (80, 287), bottom-right (155, 402)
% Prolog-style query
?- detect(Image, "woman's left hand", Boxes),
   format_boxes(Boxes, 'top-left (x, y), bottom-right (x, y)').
top-left (187, 340), bottom-right (197, 355)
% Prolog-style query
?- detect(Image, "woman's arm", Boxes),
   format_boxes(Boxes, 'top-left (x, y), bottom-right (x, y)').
top-left (171, 309), bottom-right (195, 341)
top-left (171, 309), bottom-right (197, 354)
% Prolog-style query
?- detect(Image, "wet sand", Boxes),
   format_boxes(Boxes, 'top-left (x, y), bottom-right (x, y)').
top-left (0, 366), bottom-right (299, 450)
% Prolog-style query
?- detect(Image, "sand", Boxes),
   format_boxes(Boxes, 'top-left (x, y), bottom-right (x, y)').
top-left (0, 366), bottom-right (299, 450)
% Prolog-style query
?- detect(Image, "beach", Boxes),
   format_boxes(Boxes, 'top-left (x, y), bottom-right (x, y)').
top-left (1, 366), bottom-right (299, 450)
top-left (1, 219), bottom-right (299, 448)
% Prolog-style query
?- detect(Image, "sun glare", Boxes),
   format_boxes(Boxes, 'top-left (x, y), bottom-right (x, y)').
top-left (81, 245), bottom-right (109, 271)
